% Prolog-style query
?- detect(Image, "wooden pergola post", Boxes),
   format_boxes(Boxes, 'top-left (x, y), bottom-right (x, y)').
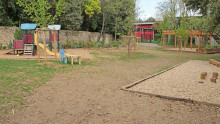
top-left (190, 35), bottom-right (193, 50)
top-left (43, 30), bottom-right (48, 63)
top-left (198, 35), bottom-right (200, 51)
top-left (209, 33), bottom-right (212, 46)
top-left (175, 36), bottom-right (177, 48)
top-left (163, 35), bottom-right (166, 49)
top-left (54, 29), bottom-right (57, 60)
top-left (36, 31), bottom-right (40, 63)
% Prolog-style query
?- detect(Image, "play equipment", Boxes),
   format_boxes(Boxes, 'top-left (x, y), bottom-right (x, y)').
top-left (60, 49), bottom-right (67, 63)
top-left (13, 23), bottom-right (62, 57)
top-left (65, 54), bottom-right (81, 65)
top-left (13, 23), bottom-right (82, 64)
top-left (34, 25), bottom-right (62, 63)
top-left (13, 23), bottom-right (37, 55)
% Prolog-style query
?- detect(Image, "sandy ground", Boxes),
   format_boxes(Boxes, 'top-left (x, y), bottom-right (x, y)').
top-left (0, 49), bottom-right (93, 60)
top-left (129, 60), bottom-right (220, 106)
top-left (1, 48), bottom-right (220, 124)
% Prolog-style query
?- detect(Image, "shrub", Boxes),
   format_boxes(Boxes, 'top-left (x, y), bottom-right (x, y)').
top-left (62, 41), bottom-right (72, 49)
top-left (14, 28), bottom-right (22, 40)
top-left (6, 41), bottom-right (13, 49)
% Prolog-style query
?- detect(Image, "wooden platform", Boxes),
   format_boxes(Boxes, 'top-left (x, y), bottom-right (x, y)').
top-left (164, 47), bottom-right (220, 54)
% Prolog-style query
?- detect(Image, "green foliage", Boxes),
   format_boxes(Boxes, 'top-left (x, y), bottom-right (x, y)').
top-left (175, 12), bottom-right (190, 41)
top-left (6, 41), bottom-right (13, 49)
top-left (145, 17), bottom-right (156, 22)
top-left (84, 0), bottom-right (101, 18)
top-left (61, 0), bottom-right (83, 30)
top-left (14, 28), bottom-right (22, 40)
top-left (17, 0), bottom-right (65, 27)
top-left (182, 0), bottom-right (220, 33)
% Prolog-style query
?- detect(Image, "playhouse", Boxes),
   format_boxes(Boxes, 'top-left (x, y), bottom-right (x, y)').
top-left (133, 22), bottom-right (157, 42)
top-left (13, 23), bottom-right (61, 56)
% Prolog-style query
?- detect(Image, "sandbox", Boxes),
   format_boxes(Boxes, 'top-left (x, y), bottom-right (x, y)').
top-left (123, 60), bottom-right (220, 107)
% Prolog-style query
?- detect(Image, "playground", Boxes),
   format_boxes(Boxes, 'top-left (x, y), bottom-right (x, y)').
top-left (1, 46), bottom-right (220, 123)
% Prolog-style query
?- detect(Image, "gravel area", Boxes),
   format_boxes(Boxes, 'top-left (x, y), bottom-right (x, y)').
top-left (129, 60), bottom-right (220, 106)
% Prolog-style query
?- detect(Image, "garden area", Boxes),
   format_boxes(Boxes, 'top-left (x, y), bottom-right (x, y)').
top-left (0, 0), bottom-right (220, 123)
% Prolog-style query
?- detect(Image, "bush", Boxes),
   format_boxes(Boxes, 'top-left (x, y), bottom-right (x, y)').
top-left (14, 28), bottom-right (22, 40)
top-left (62, 41), bottom-right (72, 49)
top-left (6, 41), bottom-right (13, 49)
top-left (0, 43), bottom-right (2, 50)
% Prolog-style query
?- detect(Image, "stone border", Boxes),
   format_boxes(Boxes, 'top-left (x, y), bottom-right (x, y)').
top-left (121, 60), bottom-right (220, 107)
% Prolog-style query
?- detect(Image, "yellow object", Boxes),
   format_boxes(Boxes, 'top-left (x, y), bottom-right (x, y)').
top-left (38, 43), bottom-right (60, 56)
top-left (16, 54), bottom-right (19, 56)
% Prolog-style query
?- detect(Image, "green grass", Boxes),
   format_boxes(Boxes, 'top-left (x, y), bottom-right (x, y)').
top-left (0, 60), bottom-right (66, 114)
top-left (101, 51), bottom-right (156, 62)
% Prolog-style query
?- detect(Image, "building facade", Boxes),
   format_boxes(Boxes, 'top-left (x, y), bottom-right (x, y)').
top-left (133, 22), bottom-right (156, 41)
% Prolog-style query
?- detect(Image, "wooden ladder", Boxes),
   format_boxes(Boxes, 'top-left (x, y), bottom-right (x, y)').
top-left (24, 44), bottom-right (33, 55)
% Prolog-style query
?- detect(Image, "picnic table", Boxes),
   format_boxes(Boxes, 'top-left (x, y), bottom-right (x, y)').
top-left (66, 54), bottom-right (81, 65)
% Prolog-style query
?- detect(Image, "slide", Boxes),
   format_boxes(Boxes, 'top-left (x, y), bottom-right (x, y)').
top-left (38, 43), bottom-right (60, 56)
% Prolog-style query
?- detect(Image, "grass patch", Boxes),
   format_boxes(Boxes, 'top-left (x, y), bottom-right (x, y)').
top-left (102, 51), bottom-right (156, 62)
top-left (0, 60), bottom-right (64, 115)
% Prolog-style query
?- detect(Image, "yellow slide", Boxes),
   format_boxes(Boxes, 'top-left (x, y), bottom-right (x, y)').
top-left (38, 43), bottom-right (60, 56)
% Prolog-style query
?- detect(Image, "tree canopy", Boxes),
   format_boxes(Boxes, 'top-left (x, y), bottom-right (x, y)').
top-left (0, 0), bottom-right (136, 38)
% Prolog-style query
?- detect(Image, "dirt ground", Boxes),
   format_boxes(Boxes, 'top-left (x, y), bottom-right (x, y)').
top-left (1, 47), bottom-right (220, 124)
top-left (0, 49), bottom-right (93, 60)
top-left (129, 60), bottom-right (220, 106)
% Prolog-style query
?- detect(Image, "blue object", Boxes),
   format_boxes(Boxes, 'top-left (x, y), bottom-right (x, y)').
top-left (21, 23), bottom-right (37, 30)
top-left (48, 25), bottom-right (61, 30)
top-left (60, 49), bottom-right (67, 63)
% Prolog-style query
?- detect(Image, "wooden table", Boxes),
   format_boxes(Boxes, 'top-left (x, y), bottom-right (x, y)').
top-left (66, 54), bottom-right (81, 65)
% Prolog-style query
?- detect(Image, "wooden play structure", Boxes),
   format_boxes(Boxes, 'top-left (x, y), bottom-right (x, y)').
top-left (162, 30), bottom-right (220, 53)
top-left (13, 23), bottom-right (82, 64)
top-left (13, 23), bottom-right (61, 57)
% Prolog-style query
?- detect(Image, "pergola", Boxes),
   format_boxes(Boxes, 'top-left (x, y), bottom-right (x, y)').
top-left (162, 30), bottom-right (218, 51)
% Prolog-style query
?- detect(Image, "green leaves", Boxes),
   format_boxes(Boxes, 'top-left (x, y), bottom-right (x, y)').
top-left (175, 12), bottom-right (190, 41)
top-left (17, 0), bottom-right (65, 27)
top-left (84, 0), bottom-right (101, 18)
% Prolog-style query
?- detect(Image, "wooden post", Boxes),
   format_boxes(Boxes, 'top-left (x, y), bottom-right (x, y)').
top-left (134, 37), bottom-right (136, 57)
top-left (175, 36), bottom-right (177, 48)
top-left (43, 30), bottom-right (47, 63)
top-left (200, 72), bottom-right (207, 79)
top-left (36, 31), bottom-right (40, 63)
top-left (184, 40), bottom-right (187, 52)
top-left (209, 34), bottom-right (212, 46)
top-left (163, 35), bottom-right (165, 49)
top-left (54, 29), bottom-right (57, 60)
top-left (198, 35), bottom-right (200, 51)
top-left (190, 36), bottom-right (193, 50)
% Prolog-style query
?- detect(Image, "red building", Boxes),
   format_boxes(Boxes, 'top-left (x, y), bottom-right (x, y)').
top-left (133, 22), bottom-right (156, 41)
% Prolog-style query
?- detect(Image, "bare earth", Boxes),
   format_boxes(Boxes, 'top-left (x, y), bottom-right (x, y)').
top-left (129, 60), bottom-right (220, 106)
top-left (1, 48), bottom-right (220, 124)
top-left (0, 49), bottom-right (93, 60)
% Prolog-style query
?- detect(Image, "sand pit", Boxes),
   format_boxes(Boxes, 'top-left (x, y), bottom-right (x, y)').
top-left (126, 60), bottom-right (220, 106)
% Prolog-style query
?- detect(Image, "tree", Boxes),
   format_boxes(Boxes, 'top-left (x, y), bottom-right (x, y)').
top-left (60, 0), bottom-right (83, 30)
top-left (0, 0), bottom-right (30, 26)
top-left (175, 12), bottom-right (190, 51)
top-left (17, 0), bottom-right (65, 27)
top-left (145, 17), bottom-right (156, 22)
top-left (182, 0), bottom-right (220, 33)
